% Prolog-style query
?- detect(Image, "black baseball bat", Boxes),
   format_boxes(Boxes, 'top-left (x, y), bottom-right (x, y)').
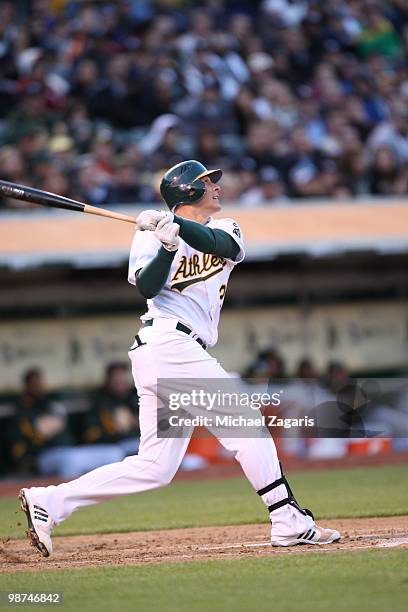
top-left (0, 179), bottom-right (138, 225)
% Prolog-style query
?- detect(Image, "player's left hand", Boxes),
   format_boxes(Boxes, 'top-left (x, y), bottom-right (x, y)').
top-left (154, 217), bottom-right (179, 251)
top-left (136, 210), bottom-right (173, 231)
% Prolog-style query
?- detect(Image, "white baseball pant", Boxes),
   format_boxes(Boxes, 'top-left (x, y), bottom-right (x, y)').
top-left (29, 318), bottom-right (312, 537)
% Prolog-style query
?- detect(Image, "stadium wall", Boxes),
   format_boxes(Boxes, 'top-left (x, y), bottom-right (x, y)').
top-left (0, 299), bottom-right (407, 392)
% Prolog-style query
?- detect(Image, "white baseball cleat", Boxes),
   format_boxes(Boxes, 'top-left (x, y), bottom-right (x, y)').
top-left (19, 488), bottom-right (54, 557)
top-left (271, 525), bottom-right (341, 547)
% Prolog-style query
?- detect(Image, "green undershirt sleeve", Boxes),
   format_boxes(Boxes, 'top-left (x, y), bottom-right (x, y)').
top-left (174, 215), bottom-right (240, 260)
top-left (136, 246), bottom-right (176, 299)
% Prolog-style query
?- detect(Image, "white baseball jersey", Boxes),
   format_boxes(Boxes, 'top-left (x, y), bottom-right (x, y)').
top-left (128, 217), bottom-right (245, 347)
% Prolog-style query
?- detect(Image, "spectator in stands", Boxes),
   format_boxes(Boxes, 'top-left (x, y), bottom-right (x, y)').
top-left (109, 155), bottom-right (145, 204)
top-left (239, 166), bottom-right (288, 205)
top-left (235, 157), bottom-right (258, 196)
top-left (279, 357), bottom-right (329, 458)
top-left (74, 159), bottom-right (115, 206)
top-left (9, 368), bottom-right (124, 477)
top-left (358, 4), bottom-right (403, 58)
top-left (244, 348), bottom-right (286, 381)
top-left (195, 129), bottom-right (231, 170)
top-left (284, 358), bottom-right (332, 416)
top-left (368, 99), bottom-right (408, 163)
top-left (368, 145), bottom-right (408, 195)
top-left (83, 362), bottom-right (140, 457)
top-left (322, 360), bottom-right (351, 395)
top-left (299, 359), bottom-right (351, 459)
top-left (175, 78), bottom-right (239, 135)
top-left (147, 122), bottom-right (186, 172)
top-left (241, 121), bottom-right (284, 172)
top-left (285, 126), bottom-right (331, 197)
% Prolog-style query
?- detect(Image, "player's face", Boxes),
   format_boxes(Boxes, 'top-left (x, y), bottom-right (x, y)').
top-left (200, 176), bottom-right (222, 214)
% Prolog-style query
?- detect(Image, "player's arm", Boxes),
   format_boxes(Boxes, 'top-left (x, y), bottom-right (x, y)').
top-left (173, 215), bottom-right (240, 260)
top-left (136, 210), bottom-right (240, 260)
top-left (136, 246), bottom-right (176, 298)
top-left (135, 218), bottom-right (179, 298)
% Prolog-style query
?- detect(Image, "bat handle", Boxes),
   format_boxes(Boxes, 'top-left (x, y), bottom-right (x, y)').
top-left (84, 204), bottom-right (139, 226)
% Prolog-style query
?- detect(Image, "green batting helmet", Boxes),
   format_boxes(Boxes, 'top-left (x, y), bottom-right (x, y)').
top-left (160, 160), bottom-right (222, 211)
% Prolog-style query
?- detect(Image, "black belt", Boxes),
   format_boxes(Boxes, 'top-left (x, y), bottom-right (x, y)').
top-left (139, 319), bottom-right (207, 350)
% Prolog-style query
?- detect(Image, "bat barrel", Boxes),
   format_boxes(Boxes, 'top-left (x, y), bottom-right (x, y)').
top-left (0, 180), bottom-right (85, 212)
top-left (0, 179), bottom-right (138, 226)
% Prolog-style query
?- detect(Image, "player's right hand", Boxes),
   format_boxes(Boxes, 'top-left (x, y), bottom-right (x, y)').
top-left (136, 210), bottom-right (173, 231)
top-left (154, 217), bottom-right (180, 251)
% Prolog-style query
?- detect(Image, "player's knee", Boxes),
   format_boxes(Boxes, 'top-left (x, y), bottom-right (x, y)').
top-left (125, 452), bottom-right (177, 486)
top-left (156, 468), bottom-right (175, 487)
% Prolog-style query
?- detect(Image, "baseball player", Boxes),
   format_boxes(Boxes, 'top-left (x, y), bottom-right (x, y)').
top-left (19, 160), bottom-right (340, 557)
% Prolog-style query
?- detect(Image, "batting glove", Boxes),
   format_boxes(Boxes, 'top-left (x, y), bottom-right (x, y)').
top-left (136, 210), bottom-right (173, 231)
top-left (154, 217), bottom-right (180, 251)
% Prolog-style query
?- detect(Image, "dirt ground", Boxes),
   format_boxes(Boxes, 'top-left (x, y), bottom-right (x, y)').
top-left (1, 516), bottom-right (407, 573)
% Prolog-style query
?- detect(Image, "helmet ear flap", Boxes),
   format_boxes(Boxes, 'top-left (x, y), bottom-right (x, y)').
top-left (179, 178), bottom-right (206, 203)
top-left (178, 183), bottom-right (197, 198)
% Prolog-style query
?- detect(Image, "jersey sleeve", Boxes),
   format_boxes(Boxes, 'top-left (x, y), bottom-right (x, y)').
top-left (213, 218), bottom-right (245, 264)
top-left (128, 230), bottom-right (161, 286)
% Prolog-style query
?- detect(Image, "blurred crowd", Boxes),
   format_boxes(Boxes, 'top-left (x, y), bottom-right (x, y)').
top-left (1, 361), bottom-right (208, 477)
top-left (2, 351), bottom-right (407, 478)
top-left (243, 348), bottom-right (408, 457)
top-left (5, 362), bottom-right (141, 477)
top-left (0, 0), bottom-right (408, 211)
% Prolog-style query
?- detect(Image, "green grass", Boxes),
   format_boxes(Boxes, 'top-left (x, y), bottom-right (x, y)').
top-left (1, 466), bottom-right (407, 611)
top-left (0, 464), bottom-right (407, 540)
top-left (1, 549), bottom-right (407, 612)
